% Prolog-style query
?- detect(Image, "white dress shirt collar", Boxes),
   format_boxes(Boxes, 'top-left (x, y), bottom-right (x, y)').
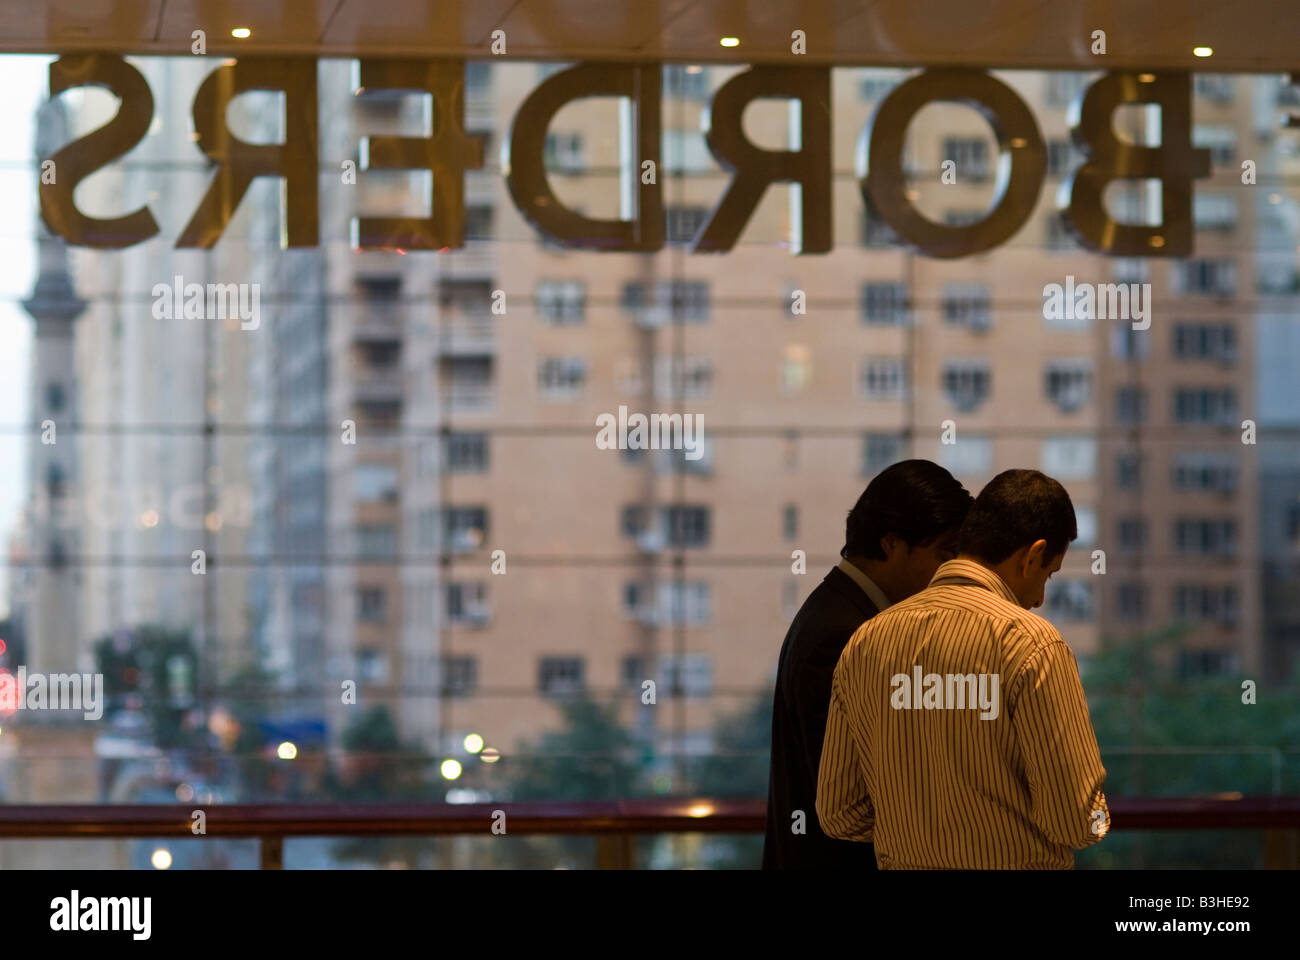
top-left (836, 558), bottom-right (892, 612)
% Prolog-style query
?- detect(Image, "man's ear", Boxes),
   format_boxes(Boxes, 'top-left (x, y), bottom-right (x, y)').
top-left (880, 533), bottom-right (900, 559)
top-left (1024, 539), bottom-right (1049, 572)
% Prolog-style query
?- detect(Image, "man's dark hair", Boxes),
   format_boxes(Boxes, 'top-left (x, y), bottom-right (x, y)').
top-left (842, 460), bottom-right (973, 560)
top-left (956, 469), bottom-right (1077, 564)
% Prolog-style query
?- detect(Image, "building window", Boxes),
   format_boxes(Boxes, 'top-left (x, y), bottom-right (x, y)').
top-left (666, 205), bottom-right (710, 244)
top-left (1194, 74), bottom-right (1235, 102)
top-left (944, 209), bottom-right (985, 227)
top-left (1116, 451), bottom-right (1143, 490)
top-left (1046, 71), bottom-right (1091, 106)
top-left (1045, 213), bottom-right (1075, 250)
top-left (623, 580), bottom-right (712, 626)
top-left (1173, 322), bottom-right (1236, 364)
top-left (1041, 435), bottom-right (1096, 480)
top-left (1172, 453), bottom-right (1239, 493)
top-left (544, 132), bottom-right (584, 172)
top-left (622, 280), bottom-right (710, 325)
top-left (781, 343), bottom-right (811, 393)
top-left (661, 653), bottom-right (714, 697)
top-left (440, 355), bottom-right (494, 411)
top-left (45, 382), bottom-right (65, 413)
top-left (357, 525), bottom-right (397, 559)
top-left (357, 587), bottom-right (387, 623)
top-left (1117, 516), bottom-right (1148, 553)
top-left (45, 463), bottom-right (65, 498)
top-left (1116, 582), bottom-right (1147, 621)
top-left (538, 356), bottom-right (587, 400)
top-left (939, 434), bottom-right (994, 478)
top-left (444, 432), bottom-right (489, 473)
top-left (358, 649), bottom-right (389, 683)
top-left (861, 283), bottom-right (909, 325)
top-left (664, 506), bottom-right (710, 548)
top-left (1046, 139), bottom-right (1080, 178)
top-left (446, 581), bottom-right (490, 626)
top-left (1173, 585), bottom-right (1241, 624)
top-left (1074, 506), bottom-right (1097, 546)
top-left (783, 504), bottom-right (798, 541)
top-left (1045, 359), bottom-right (1093, 412)
top-left (653, 356), bottom-right (713, 400)
top-left (662, 129), bottom-right (713, 173)
top-left (1193, 125), bottom-right (1237, 167)
top-left (942, 359), bottom-right (991, 412)
top-left (942, 284), bottom-right (992, 332)
top-left (1174, 518), bottom-right (1238, 556)
top-left (1177, 649), bottom-right (1237, 681)
top-left (1173, 259), bottom-right (1237, 296)
top-left (1193, 193), bottom-right (1238, 232)
top-left (1046, 580), bottom-right (1093, 622)
top-left (943, 137), bottom-right (990, 180)
top-left (539, 657), bottom-right (585, 697)
top-left (860, 69), bottom-right (903, 100)
top-left (465, 204), bottom-right (494, 241)
top-left (622, 505), bottom-right (711, 549)
top-left (354, 463), bottom-right (398, 502)
top-left (1115, 386), bottom-right (1148, 425)
top-left (465, 61), bottom-right (491, 94)
top-left (860, 206), bottom-right (900, 247)
top-left (1173, 388), bottom-right (1238, 426)
top-left (442, 506), bottom-right (488, 552)
top-left (863, 433), bottom-right (904, 476)
top-left (860, 358), bottom-right (907, 400)
top-left (663, 64), bottom-right (708, 99)
top-left (537, 280), bottom-right (586, 324)
top-left (442, 656), bottom-right (478, 696)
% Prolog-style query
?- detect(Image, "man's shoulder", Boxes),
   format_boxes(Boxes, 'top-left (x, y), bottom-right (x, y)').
top-left (782, 577), bottom-right (876, 668)
top-left (854, 583), bottom-right (1065, 658)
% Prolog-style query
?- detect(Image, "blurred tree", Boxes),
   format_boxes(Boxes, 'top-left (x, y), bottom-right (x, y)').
top-left (492, 695), bottom-right (641, 868)
top-left (323, 704), bottom-right (439, 867)
top-left (1080, 627), bottom-right (1300, 867)
top-left (93, 625), bottom-right (200, 750)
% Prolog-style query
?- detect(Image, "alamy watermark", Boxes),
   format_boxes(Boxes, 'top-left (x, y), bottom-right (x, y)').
top-left (890, 666), bottom-right (1000, 720)
top-left (0, 667), bottom-right (104, 720)
top-left (1042, 275), bottom-right (1151, 330)
top-left (595, 405), bottom-right (705, 461)
top-left (151, 275), bottom-right (260, 330)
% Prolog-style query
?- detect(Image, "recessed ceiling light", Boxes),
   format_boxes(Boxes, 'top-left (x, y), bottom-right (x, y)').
top-left (1138, 73), bottom-right (1156, 82)
top-left (685, 65), bottom-right (703, 74)
top-left (1193, 46), bottom-right (1213, 58)
top-left (232, 27), bottom-right (252, 39)
top-left (719, 37), bottom-right (740, 48)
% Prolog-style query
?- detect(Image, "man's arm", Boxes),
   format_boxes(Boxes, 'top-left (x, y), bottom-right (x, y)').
top-left (1010, 639), bottom-right (1109, 849)
top-left (815, 672), bottom-right (874, 841)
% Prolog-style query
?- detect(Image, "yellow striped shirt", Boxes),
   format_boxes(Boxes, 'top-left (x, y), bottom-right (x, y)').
top-left (816, 558), bottom-right (1109, 869)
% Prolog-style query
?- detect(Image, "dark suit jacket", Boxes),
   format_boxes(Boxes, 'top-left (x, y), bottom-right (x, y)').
top-left (762, 565), bottom-right (881, 869)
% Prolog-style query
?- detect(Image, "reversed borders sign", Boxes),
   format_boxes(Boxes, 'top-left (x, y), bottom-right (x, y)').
top-left (39, 55), bottom-right (1262, 258)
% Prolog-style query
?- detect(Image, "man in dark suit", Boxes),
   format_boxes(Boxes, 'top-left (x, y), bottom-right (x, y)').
top-left (763, 459), bottom-right (973, 869)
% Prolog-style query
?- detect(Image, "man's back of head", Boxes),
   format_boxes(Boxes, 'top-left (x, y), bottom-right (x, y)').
top-left (955, 469), bottom-right (1078, 610)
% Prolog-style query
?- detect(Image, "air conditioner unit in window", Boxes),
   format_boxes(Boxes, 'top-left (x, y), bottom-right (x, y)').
top-left (634, 606), bottom-right (663, 627)
top-left (462, 605), bottom-right (491, 626)
top-left (635, 305), bottom-right (669, 329)
top-left (451, 529), bottom-right (481, 552)
top-left (636, 529), bottom-right (666, 553)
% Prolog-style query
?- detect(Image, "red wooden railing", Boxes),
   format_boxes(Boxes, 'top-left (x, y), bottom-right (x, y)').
top-left (1, 796), bottom-right (1297, 868)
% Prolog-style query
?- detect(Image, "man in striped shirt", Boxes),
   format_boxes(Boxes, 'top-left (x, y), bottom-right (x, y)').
top-left (816, 469), bottom-right (1109, 869)
top-left (763, 460), bottom-right (972, 869)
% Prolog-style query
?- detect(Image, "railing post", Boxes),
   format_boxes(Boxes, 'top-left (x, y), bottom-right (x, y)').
top-left (261, 835), bottom-right (283, 870)
top-left (595, 834), bottom-right (635, 869)
top-left (1263, 828), bottom-right (1299, 868)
